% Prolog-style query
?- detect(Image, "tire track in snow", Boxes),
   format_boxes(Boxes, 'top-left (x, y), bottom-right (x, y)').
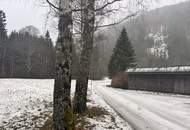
top-left (94, 84), bottom-right (190, 130)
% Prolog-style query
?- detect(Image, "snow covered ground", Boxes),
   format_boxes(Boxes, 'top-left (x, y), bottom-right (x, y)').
top-left (0, 79), bottom-right (131, 130)
top-left (1, 78), bottom-right (190, 130)
top-left (86, 80), bottom-right (132, 130)
top-left (94, 79), bottom-right (190, 130)
top-left (0, 79), bottom-right (54, 130)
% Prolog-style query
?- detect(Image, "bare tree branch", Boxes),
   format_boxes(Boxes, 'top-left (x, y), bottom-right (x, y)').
top-left (96, 11), bottom-right (139, 29)
top-left (46, 0), bottom-right (60, 10)
top-left (95, 0), bottom-right (122, 11)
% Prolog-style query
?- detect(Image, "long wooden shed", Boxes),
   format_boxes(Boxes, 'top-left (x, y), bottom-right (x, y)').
top-left (127, 66), bottom-right (190, 95)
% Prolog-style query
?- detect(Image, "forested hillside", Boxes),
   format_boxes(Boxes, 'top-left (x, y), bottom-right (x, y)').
top-left (1, 29), bottom-right (55, 78)
top-left (101, 1), bottom-right (190, 70)
top-left (0, 10), bottom-right (55, 78)
top-left (1, 1), bottom-right (190, 78)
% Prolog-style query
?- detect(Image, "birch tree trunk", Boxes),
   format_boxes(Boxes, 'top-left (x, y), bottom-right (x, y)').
top-left (73, 0), bottom-right (95, 113)
top-left (53, 0), bottom-right (73, 129)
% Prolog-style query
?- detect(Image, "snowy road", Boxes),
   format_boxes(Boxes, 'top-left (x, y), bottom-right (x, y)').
top-left (93, 80), bottom-right (190, 130)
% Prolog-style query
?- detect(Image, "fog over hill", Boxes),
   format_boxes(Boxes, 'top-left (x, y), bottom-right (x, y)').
top-left (102, 1), bottom-right (190, 68)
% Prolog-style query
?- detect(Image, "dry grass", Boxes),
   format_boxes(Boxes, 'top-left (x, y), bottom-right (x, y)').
top-left (40, 106), bottom-right (109, 130)
top-left (40, 118), bottom-right (53, 130)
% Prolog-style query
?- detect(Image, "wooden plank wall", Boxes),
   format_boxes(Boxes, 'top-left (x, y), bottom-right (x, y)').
top-left (128, 73), bottom-right (190, 95)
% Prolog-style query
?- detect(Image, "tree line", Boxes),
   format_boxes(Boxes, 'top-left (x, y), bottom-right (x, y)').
top-left (0, 9), bottom-right (108, 79)
top-left (0, 10), bottom-right (55, 78)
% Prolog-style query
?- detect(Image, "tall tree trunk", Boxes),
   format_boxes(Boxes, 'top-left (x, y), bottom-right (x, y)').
top-left (73, 0), bottom-right (95, 113)
top-left (1, 47), bottom-right (6, 76)
top-left (53, 0), bottom-right (73, 129)
top-left (26, 38), bottom-right (32, 77)
top-left (10, 58), bottom-right (14, 77)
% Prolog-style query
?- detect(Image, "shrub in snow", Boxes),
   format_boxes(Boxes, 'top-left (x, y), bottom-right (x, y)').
top-left (111, 72), bottom-right (128, 89)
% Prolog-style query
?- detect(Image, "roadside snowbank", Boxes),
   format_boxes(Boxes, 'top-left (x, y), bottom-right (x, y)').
top-left (86, 80), bottom-right (132, 130)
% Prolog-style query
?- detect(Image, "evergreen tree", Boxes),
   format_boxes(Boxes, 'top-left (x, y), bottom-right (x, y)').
top-left (6, 30), bottom-right (55, 78)
top-left (108, 28), bottom-right (136, 78)
top-left (0, 10), bottom-right (7, 40)
top-left (0, 10), bottom-right (8, 76)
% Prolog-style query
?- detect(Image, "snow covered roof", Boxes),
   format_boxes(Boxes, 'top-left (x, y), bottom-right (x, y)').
top-left (127, 66), bottom-right (190, 73)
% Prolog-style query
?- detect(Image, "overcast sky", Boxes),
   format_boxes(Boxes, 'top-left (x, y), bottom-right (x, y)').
top-left (0, 0), bottom-right (188, 41)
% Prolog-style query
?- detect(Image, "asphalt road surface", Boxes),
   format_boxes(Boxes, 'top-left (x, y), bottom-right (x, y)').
top-left (93, 80), bottom-right (190, 130)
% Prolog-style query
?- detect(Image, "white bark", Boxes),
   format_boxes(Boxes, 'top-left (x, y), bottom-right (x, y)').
top-left (74, 0), bottom-right (95, 113)
top-left (53, 0), bottom-right (73, 129)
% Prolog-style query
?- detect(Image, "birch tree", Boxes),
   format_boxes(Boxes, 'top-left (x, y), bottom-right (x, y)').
top-left (45, 0), bottom-right (147, 114)
top-left (73, 0), bottom-right (146, 113)
top-left (53, 0), bottom-right (73, 129)
top-left (73, 0), bottom-right (96, 113)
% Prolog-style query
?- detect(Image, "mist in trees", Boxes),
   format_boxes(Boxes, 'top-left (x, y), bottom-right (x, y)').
top-left (0, 10), bottom-right (55, 78)
top-left (2, 0), bottom-right (190, 129)
top-left (7, 30), bottom-right (55, 78)
top-left (101, 1), bottom-right (190, 68)
top-left (89, 33), bottom-right (108, 80)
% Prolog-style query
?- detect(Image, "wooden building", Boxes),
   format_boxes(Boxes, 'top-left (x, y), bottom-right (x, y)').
top-left (127, 66), bottom-right (190, 95)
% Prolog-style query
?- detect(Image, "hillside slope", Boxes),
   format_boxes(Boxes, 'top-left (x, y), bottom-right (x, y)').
top-left (103, 1), bottom-right (190, 68)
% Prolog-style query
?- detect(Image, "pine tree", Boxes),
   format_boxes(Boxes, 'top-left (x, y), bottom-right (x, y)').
top-left (108, 28), bottom-right (136, 78)
top-left (0, 10), bottom-right (7, 40)
top-left (0, 10), bottom-right (8, 76)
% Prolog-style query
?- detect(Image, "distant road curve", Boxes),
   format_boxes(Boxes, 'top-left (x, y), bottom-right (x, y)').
top-left (93, 80), bottom-right (190, 130)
